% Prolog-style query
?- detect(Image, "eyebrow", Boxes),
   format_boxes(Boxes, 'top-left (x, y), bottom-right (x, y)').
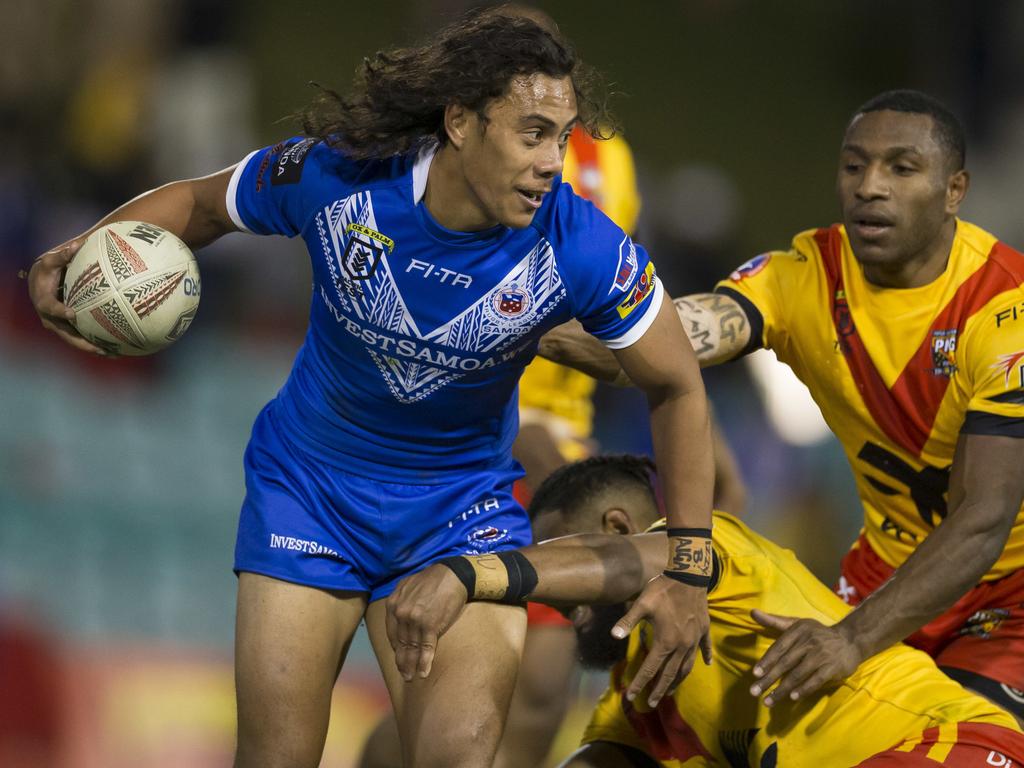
top-left (842, 143), bottom-right (925, 157)
top-left (521, 113), bottom-right (579, 131)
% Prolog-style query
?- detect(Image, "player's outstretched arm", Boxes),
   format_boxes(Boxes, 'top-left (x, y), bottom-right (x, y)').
top-left (385, 533), bottom-right (667, 679)
top-left (26, 168), bottom-right (238, 354)
top-left (750, 432), bottom-right (1024, 706)
top-left (609, 295), bottom-right (715, 706)
top-left (537, 293), bottom-right (755, 383)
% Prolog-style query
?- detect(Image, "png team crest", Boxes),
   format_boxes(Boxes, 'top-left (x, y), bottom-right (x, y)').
top-left (729, 253), bottom-right (771, 282)
top-left (930, 329), bottom-right (958, 377)
top-left (342, 222), bottom-right (394, 281)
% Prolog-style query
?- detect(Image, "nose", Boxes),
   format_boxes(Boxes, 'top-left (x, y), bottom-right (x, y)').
top-left (855, 163), bottom-right (889, 201)
top-left (535, 140), bottom-right (562, 178)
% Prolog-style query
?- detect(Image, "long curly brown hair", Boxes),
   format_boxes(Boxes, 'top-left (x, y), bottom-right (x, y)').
top-left (298, 6), bottom-right (613, 161)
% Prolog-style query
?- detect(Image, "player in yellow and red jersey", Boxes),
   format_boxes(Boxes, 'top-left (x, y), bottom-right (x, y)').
top-left (538, 89), bottom-right (1024, 721)
top-left (387, 455), bottom-right (1024, 767)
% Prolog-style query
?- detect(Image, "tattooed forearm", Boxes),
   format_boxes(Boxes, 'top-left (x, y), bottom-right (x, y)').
top-left (673, 293), bottom-right (751, 366)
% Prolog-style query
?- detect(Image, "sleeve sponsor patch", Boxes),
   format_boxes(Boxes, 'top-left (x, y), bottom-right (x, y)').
top-left (272, 137), bottom-right (316, 186)
top-left (616, 261), bottom-right (656, 319)
top-left (729, 252), bottom-right (771, 282)
top-left (611, 236), bottom-right (638, 293)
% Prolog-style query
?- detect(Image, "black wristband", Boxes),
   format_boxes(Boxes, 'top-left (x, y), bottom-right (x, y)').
top-left (497, 550), bottom-right (539, 605)
top-left (666, 527), bottom-right (712, 538)
top-left (438, 556), bottom-right (476, 597)
top-left (662, 569), bottom-right (712, 589)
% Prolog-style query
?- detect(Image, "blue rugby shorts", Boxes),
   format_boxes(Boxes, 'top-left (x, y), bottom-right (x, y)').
top-left (234, 405), bottom-right (532, 601)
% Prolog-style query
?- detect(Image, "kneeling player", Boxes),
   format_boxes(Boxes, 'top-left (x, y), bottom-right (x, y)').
top-left (387, 456), bottom-right (1024, 767)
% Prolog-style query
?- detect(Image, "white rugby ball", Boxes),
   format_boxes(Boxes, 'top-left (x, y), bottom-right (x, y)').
top-left (62, 221), bottom-right (200, 356)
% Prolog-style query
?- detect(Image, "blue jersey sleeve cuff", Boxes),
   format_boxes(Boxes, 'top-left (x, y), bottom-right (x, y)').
top-left (601, 280), bottom-right (664, 350)
top-left (226, 149), bottom-right (260, 233)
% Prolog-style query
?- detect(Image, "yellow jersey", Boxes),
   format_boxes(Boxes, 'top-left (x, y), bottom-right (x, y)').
top-left (517, 127), bottom-right (641, 449)
top-left (582, 512), bottom-right (1019, 767)
top-left (716, 221), bottom-right (1024, 578)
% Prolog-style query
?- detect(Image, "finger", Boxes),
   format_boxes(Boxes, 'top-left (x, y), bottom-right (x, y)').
top-left (751, 610), bottom-right (798, 633)
top-left (417, 631), bottom-right (438, 679)
top-left (763, 654), bottom-right (818, 706)
top-left (647, 649), bottom-right (687, 708)
top-left (788, 666), bottom-right (835, 703)
top-left (43, 238), bottom-right (84, 266)
top-left (751, 637), bottom-right (808, 696)
top-left (752, 624), bottom-right (805, 680)
top-left (611, 599), bottom-right (646, 640)
top-left (624, 642), bottom-right (669, 702)
top-left (700, 628), bottom-right (712, 665)
top-left (48, 325), bottom-right (107, 355)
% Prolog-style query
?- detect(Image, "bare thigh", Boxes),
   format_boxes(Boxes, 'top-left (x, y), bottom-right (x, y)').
top-left (366, 598), bottom-right (527, 768)
top-left (234, 572), bottom-right (368, 768)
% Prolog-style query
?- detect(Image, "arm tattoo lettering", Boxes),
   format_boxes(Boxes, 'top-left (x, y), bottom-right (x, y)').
top-left (674, 293), bottom-right (750, 365)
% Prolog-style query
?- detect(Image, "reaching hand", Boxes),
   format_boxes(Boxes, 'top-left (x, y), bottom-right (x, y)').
top-left (611, 575), bottom-right (711, 707)
top-left (385, 563), bottom-right (469, 682)
top-left (749, 610), bottom-right (863, 706)
top-left (26, 238), bottom-right (106, 355)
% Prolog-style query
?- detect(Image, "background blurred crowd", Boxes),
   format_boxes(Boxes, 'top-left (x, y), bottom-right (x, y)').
top-left (3, 1), bottom-right (1024, 765)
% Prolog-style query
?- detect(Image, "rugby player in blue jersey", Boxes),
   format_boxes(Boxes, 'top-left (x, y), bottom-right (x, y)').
top-left (28, 9), bottom-right (714, 767)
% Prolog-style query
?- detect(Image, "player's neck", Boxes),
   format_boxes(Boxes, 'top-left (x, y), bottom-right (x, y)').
top-left (861, 219), bottom-right (957, 289)
top-left (423, 145), bottom-right (500, 233)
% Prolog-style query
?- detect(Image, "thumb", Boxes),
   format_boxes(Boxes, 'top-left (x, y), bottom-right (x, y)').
top-left (612, 601), bottom-right (646, 640)
top-left (751, 609), bottom-right (796, 632)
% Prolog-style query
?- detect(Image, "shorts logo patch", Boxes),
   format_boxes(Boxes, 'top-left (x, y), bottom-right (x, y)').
top-left (611, 236), bottom-right (638, 293)
top-left (729, 253), bottom-right (771, 282)
top-left (930, 329), bottom-right (958, 377)
top-left (343, 222), bottom-right (394, 281)
top-left (467, 526), bottom-right (511, 552)
top-left (616, 261), bottom-right (656, 319)
top-left (960, 608), bottom-right (1010, 639)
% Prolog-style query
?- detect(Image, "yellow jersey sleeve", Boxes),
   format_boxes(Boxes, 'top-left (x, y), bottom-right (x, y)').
top-left (714, 230), bottom-right (826, 361)
top-left (960, 284), bottom-right (1024, 436)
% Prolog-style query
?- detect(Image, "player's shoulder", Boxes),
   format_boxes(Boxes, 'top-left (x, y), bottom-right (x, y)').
top-left (959, 219), bottom-right (1024, 284)
top-left (257, 136), bottom-right (418, 195)
top-left (532, 181), bottom-right (620, 245)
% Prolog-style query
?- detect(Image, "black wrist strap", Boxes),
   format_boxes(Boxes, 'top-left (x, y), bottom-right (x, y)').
top-left (499, 550), bottom-right (539, 605)
top-left (666, 527), bottom-right (712, 538)
top-left (438, 556), bottom-right (476, 596)
top-left (662, 569), bottom-right (712, 589)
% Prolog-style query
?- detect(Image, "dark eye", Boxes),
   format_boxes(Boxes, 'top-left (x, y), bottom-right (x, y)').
top-left (843, 162), bottom-right (863, 173)
top-left (893, 164), bottom-right (915, 175)
top-left (524, 130), bottom-right (543, 144)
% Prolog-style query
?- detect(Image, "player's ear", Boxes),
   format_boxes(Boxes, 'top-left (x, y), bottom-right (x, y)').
top-left (602, 508), bottom-right (637, 536)
top-left (945, 168), bottom-right (969, 215)
top-left (444, 103), bottom-right (472, 150)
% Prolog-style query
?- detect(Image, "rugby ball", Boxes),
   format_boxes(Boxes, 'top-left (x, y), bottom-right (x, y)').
top-left (62, 221), bottom-right (200, 356)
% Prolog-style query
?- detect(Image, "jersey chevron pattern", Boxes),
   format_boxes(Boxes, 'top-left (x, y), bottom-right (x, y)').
top-left (227, 138), bottom-right (662, 481)
top-left (316, 194), bottom-right (565, 404)
top-left (717, 221), bottom-right (1024, 577)
top-left (582, 513), bottom-right (1022, 767)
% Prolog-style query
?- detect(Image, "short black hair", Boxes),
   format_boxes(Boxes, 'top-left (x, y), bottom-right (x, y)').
top-left (528, 455), bottom-right (658, 524)
top-left (851, 89), bottom-right (966, 171)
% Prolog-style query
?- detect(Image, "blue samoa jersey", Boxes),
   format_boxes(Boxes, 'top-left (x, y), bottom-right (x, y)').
top-left (226, 138), bottom-right (664, 482)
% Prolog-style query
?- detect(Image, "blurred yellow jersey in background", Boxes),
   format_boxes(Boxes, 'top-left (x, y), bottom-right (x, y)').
top-left (583, 512), bottom-right (1020, 766)
top-left (518, 126), bottom-right (641, 455)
